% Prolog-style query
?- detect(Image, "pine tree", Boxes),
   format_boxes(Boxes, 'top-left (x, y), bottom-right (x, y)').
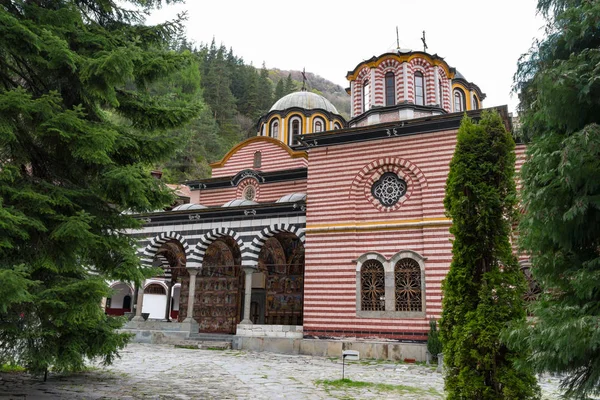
top-left (0, 0), bottom-right (200, 374)
top-left (274, 79), bottom-right (285, 101)
top-left (503, 1), bottom-right (600, 397)
top-left (440, 112), bottom-right (540, 399)
top-left (256, 62), bottom-right (273, 115)
top-left (284, 73), bottom-right (296, 95)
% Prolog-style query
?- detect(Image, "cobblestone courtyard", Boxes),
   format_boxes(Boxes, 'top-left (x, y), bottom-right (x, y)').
top-left (1, 343), bottom-right (566, 399)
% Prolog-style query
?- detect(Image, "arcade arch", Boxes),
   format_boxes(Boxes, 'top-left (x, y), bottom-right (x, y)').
top-left (253, 232), bottom-right (305, 326)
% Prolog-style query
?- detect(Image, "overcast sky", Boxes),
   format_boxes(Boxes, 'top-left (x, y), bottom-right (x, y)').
top-left (147, 0), bottom-right (546, 114)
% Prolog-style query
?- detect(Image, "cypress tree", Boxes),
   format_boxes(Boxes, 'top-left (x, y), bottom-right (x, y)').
top-left (503, 1), bottom-right (600, 397)
top-left (0, 0), bottom-right (200, 373)
top-left (440, 111), bottom-right (540, 399)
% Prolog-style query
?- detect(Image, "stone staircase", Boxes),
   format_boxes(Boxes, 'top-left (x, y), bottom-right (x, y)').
top-left (184, 333), bottom-right (235, 350)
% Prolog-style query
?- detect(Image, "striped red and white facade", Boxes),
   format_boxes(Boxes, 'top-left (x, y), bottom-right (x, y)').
top-left (129, 50), bottom-right (520, 350)
top-left (346, 51), bottom-right (485, 127)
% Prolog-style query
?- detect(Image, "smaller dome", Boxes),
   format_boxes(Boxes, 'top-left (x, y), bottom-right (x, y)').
top-left (222, 199), bottom-right (259, 207)
top-left (276, 193), bottom-right (307, 203)
top-left (172, 203), bottom-right (206, 211)
top-left (454, 70), bottom-right (466, 80)
top-left (270, 91), bottom-right (338, 114)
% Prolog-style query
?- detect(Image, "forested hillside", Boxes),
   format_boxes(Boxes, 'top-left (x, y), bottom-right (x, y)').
top-left (156, 40), bottom-right (350, 183)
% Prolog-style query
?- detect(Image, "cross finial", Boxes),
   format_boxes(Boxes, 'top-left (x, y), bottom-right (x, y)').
top-left (421, 30), bottom-right (428, 53)
top-left (301, 68), bottom-right (307, 91)
top-left (396, 26), bottom-right (400, 49)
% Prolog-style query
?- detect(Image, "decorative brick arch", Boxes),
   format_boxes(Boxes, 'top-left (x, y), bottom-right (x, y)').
top-left (140, 231), bottom-right (190, 268)
top-left (409, 58), bottom-right (435, 105)
top-left (188, 228), bottom-right (245, 267)
top-left (245, 224), bottom-right (306, 266)
top-left (349, 157), bottom-right (428, 212)
top-left (236, 177), bottom-right (260, 201)
top-left (375, 59), bottom-right (402, 106)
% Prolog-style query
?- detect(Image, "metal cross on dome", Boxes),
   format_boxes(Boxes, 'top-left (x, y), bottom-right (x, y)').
top-left (421, 31), bottom-right (428, 52)
top-left (301, 68), bottom-right (307, 91)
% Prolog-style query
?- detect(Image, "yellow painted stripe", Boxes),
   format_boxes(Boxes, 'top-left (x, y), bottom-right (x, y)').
top-left (305, 217), bottom-right (451, 233)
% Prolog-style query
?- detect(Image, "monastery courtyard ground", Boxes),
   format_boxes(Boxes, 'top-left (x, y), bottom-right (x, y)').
top-left (1, 343), bottom-right (567, 399)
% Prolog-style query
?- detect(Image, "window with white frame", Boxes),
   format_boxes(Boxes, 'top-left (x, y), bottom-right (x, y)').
top-left (270, 120), bottom-right (279, 138)
top-left (414, 71), bottom-right (425, 106)
top-left (472, 94), bottom-right (479, 110)
top-left (363, 79), bottom-right (371, 112)
top-left (385, 71), bottom-right (396, 106)
top-left (454, 88), bottom-right (466, 112)
top-left (313, 117), bottom-right (325, 133)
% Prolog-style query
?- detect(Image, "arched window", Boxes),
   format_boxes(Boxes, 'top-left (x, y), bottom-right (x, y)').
top-left (438, 79), bottom-right (444, 106)
top-left (333, 122), bottom-right (342, 130)
top-left (313, 118), bottom-right (325, 133)
top-left (270, 120), bottom-right (279, 139)
top-left (472, 94), bottom-right (479, 110)
top-left (414, 71), bottom-right (424, 106)
top-left (145, 283), bottom-right (166, 295)
top-left (394, 258), bottom-right (422, 312)
top-left (315, 121), bottom-right (322, 132)
top-left (253, 151), bottom-right (262, 168)
top-left (363, 80), bottom-right (371, 112)
top-left (361, 260), bottom-right (385, 311)
top-left (292, 119), bottom-right (300, 135)
top-left (385, 71), bottom-right (395, 106)
top-left (454, 89), bottom-right (466, 112)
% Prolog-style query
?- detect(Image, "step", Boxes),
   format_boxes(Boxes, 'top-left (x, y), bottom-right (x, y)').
top-left (187, 333), bottom-right (235, 343)
top-left (176, 340), bottom-right (232, 350)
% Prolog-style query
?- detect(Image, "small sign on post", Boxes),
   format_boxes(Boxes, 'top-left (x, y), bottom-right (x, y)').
top-left (342, 350), bottom-right (359, 380)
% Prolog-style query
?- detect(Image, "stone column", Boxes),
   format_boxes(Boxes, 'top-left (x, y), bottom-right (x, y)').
top-left (131, 282), bottom-right (145, 322)
top-left (183, 268), bottom-right (199, 323)
top-left (164, 281), bottom-right (173, 322)
top-left (240, 267), bottom-right (255, 325)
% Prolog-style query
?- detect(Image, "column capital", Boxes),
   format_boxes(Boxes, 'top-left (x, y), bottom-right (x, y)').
top-left (243, 266), bottom-right (257, 274)
top-left (186, 267), bottom-right (200, 276)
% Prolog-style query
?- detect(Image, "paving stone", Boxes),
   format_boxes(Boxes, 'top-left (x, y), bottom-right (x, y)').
top-left (0, 343), bottom-right (577, 399)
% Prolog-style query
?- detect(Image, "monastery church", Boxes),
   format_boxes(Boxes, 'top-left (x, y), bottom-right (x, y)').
top-left (110, 46), bottom-right (526, 359)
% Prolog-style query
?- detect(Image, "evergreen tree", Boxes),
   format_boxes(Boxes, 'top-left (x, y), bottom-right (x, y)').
top-left (503, 1), bottom-right (600, 397)
top-left (284, 73), bottom-right (296, 95)
top-left (274, 78), bottom-right (285, 101)
top-left (440, 112), bottom-right (540, 399)
top-left (0, 0), bottom-right (200, 373)
top-left (256, 62), bottom-right (273, 115)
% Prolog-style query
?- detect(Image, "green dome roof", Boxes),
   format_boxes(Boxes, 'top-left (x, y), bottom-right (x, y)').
top-left (270, 91), bottom-right (338, 114)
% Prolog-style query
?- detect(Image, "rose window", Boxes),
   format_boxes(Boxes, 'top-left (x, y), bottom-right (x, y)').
top-left (371, 173), bottom-right (407, 207)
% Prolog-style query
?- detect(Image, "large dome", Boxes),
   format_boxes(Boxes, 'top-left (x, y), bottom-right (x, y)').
top-left (270, 91), bottom-right (339, 114)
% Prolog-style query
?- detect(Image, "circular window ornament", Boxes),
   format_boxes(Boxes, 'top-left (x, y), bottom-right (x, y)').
top-left (371, 172), bottom-right (407, 207)
top-left (242, 185), bottom-right (256, 201)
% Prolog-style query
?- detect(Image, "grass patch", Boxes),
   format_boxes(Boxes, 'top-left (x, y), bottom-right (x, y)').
top-left (315, 379), bottom-right (441, 397)
top-left (174, 344), bottom-right (198, 350)
top-left (205, 347), bottom-right (227, 351)
top-left (0, 363), bottom-right (26, 373)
